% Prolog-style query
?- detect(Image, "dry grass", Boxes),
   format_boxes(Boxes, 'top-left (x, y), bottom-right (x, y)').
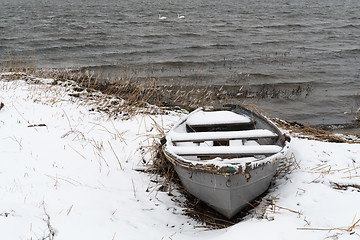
top-left (297, 217), bottom-right (360, 238)
top-left (0, 63), bottom-right (219, 116)
top-left (272, 118), bottom-right (360, 143)
top-left (0, 69), bottom-right (163, 120)
top-left (0, 59), bottom-right (318, 118)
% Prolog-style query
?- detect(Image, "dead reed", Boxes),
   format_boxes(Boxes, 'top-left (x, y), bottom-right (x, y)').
top-left (0, 59), bottom-right (316, 119)
top-left (297, 217), bottom-right (360, 238)
top-left (272, 118), bottom-right (360, 143)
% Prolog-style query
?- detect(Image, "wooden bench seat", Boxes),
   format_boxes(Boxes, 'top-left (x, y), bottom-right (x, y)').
top-left (186, 110), bottom-right (252, 127)
top-left (170, 145), bottom-right (282, 157)
top-left (170, 129), bottom-right (278, 143)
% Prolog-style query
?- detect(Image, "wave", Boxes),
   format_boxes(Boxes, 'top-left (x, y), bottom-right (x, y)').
top-left (184, 43), bottom-right (235, 50)
top-left (256, 23), bottom-right (309, 29)
top-left (30, 42), bottom-right (109, 52)
top-left (339, 48), bottom-right (360, 55)
top-left (334, 24), bottom-right (360, 29)
top-left (251, 40), bottom-right (296, 46)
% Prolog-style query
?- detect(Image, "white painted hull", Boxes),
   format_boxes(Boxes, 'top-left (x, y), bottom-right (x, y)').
top-left (164, 104), bottom-right (289, 218)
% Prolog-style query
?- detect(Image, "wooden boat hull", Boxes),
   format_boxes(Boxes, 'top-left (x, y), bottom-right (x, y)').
top-left (165, 150), bottom-right (280, 218)
top-left (163, 104), bottom-right (289, 218)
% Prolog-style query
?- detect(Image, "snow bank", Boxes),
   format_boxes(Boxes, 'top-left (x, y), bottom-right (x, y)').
top-left (1, 74), bottom-right (360, 239)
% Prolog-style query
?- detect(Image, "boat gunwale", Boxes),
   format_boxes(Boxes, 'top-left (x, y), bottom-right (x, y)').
top-left (163, 144), bottom-right (287, 176)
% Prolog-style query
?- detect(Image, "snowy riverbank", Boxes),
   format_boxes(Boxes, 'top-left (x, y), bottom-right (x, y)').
top-left (1, 73), bottom-right (359, 239)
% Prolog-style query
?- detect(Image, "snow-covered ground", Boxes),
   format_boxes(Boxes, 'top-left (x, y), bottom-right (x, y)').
top-left (1, 73), bottom-right (360, 240)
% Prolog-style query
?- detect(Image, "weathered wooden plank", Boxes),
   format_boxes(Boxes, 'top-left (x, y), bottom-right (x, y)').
top-left (170, 129), bottom-right (278, 142)
top-left (170, 145), bottom-right (282, 156)
top-left (186, 110), bottom-right (252, 127)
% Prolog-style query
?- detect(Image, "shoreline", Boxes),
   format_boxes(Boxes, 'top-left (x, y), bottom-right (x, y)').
top-left (1, 69), bottom-right (359, 136)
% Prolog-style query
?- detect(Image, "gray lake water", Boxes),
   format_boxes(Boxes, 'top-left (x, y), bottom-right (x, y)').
top-left (1, 0), bottom-right (360, 130)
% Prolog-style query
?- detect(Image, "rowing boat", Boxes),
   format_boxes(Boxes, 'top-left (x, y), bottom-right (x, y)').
top-left (163, 104), bottom-right (290, 218)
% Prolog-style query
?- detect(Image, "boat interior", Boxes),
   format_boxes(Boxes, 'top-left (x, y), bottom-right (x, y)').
top-left (169, 110), bottom-right (282, 160)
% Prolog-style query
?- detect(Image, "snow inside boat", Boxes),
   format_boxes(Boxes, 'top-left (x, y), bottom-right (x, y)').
top-left (163, 104), bottom-right (290, 218)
